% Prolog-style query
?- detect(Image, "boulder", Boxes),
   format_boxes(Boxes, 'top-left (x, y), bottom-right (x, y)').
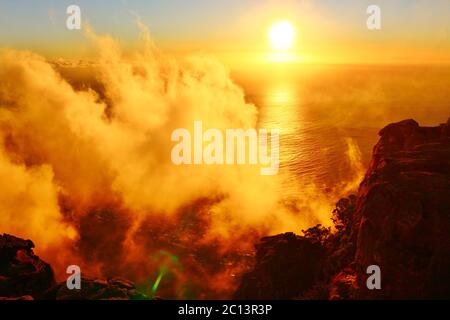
top-left (0, 234), bottom-right (55, 299)
top-left (234, 232), bottom-right (325, 299)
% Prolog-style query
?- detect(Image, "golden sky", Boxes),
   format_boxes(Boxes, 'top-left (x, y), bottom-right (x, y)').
top-left (0, 0), bottom-right (449, 65)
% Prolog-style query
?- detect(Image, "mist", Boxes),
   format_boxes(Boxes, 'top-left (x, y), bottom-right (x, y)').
top-left (0, 26), bottom-right (340, 298)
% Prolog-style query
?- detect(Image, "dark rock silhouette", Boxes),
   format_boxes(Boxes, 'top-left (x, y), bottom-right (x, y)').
top-left (234, 232), bottom-right (325, 299)
top-left (44, 277), bottom-right (147, 300)
top-left (353, 117), bottom-right (450, 299)
top-left (0, 234), bottom-right (147, 300)
top-left (235, 117), bottom-right (450, 300)
top-left (0, 234), bottom-right (55, 299)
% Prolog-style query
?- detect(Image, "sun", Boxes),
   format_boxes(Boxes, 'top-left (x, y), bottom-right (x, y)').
top-left (269, 20), bottom-right (295, 51)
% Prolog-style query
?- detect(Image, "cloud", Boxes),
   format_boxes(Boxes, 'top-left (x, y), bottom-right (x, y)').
top-left (0, 27), bottom-right (339, 297)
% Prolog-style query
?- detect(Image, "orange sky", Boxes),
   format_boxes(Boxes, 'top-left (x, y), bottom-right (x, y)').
top-left (0, 0), bottom-right (449, 65)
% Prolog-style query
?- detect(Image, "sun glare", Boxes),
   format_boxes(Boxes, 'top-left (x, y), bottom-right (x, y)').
top-left (269, 20), bottom-right (295, 51)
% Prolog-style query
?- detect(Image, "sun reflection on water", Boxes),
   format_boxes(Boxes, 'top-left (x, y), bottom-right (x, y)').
top-left (258, 84), bottom-right (301, 136)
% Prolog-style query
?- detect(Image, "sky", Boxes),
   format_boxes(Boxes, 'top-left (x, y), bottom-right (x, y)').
top-left (0, 0), bottom-right (449, 63)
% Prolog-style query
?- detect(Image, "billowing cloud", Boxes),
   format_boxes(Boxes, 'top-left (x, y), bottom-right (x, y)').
top-left (0, 27), bottom-right (345, 297)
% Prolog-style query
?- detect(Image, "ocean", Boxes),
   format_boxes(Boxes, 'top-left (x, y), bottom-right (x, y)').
top-left (234, 64), bottom-right (450, 198)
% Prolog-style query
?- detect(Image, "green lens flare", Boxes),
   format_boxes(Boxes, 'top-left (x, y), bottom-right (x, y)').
top-left (151, 265), bottom-right (168, 296)
top-left (148, 250), bottom-right (182, 298)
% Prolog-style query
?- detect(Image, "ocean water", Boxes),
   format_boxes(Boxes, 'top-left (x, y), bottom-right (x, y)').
top-left (234, 64), bottom-right (450, 197)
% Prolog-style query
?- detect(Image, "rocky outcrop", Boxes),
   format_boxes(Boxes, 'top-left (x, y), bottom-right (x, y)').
top-left (234, 233), bottom-right (325, 299)
top-left (0, 234), bottom-right (55, 299)
top-left (44, 277), bottom-right (147, 300)
top-left (235, 118), bottom-right (450, 300)
top-left (353, 118), bottom-right (450, 299)
top-left (0, 233), bottom-right (147, 300)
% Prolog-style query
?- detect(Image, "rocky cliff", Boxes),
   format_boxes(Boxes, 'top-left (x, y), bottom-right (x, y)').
top-left (235, 118), bottom-right (450, 300)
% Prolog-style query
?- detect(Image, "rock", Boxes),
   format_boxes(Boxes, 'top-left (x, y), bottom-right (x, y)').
top-left (234, 232), bottom-right (325, 299)
top-left (0, 295), bottom-right (34, 300)
top-left (43, 277), bottom-right (148, 300)
top-left (0, 234), bottom-right (55, 299)
top-left (0, 234), bottom-right (148, 300)
top-left (328, 264), bottom-right (358, 300)
top-left (353, 117), bottom-right (450, 299)
top-left (235, 117), bottom-right (450, 300)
